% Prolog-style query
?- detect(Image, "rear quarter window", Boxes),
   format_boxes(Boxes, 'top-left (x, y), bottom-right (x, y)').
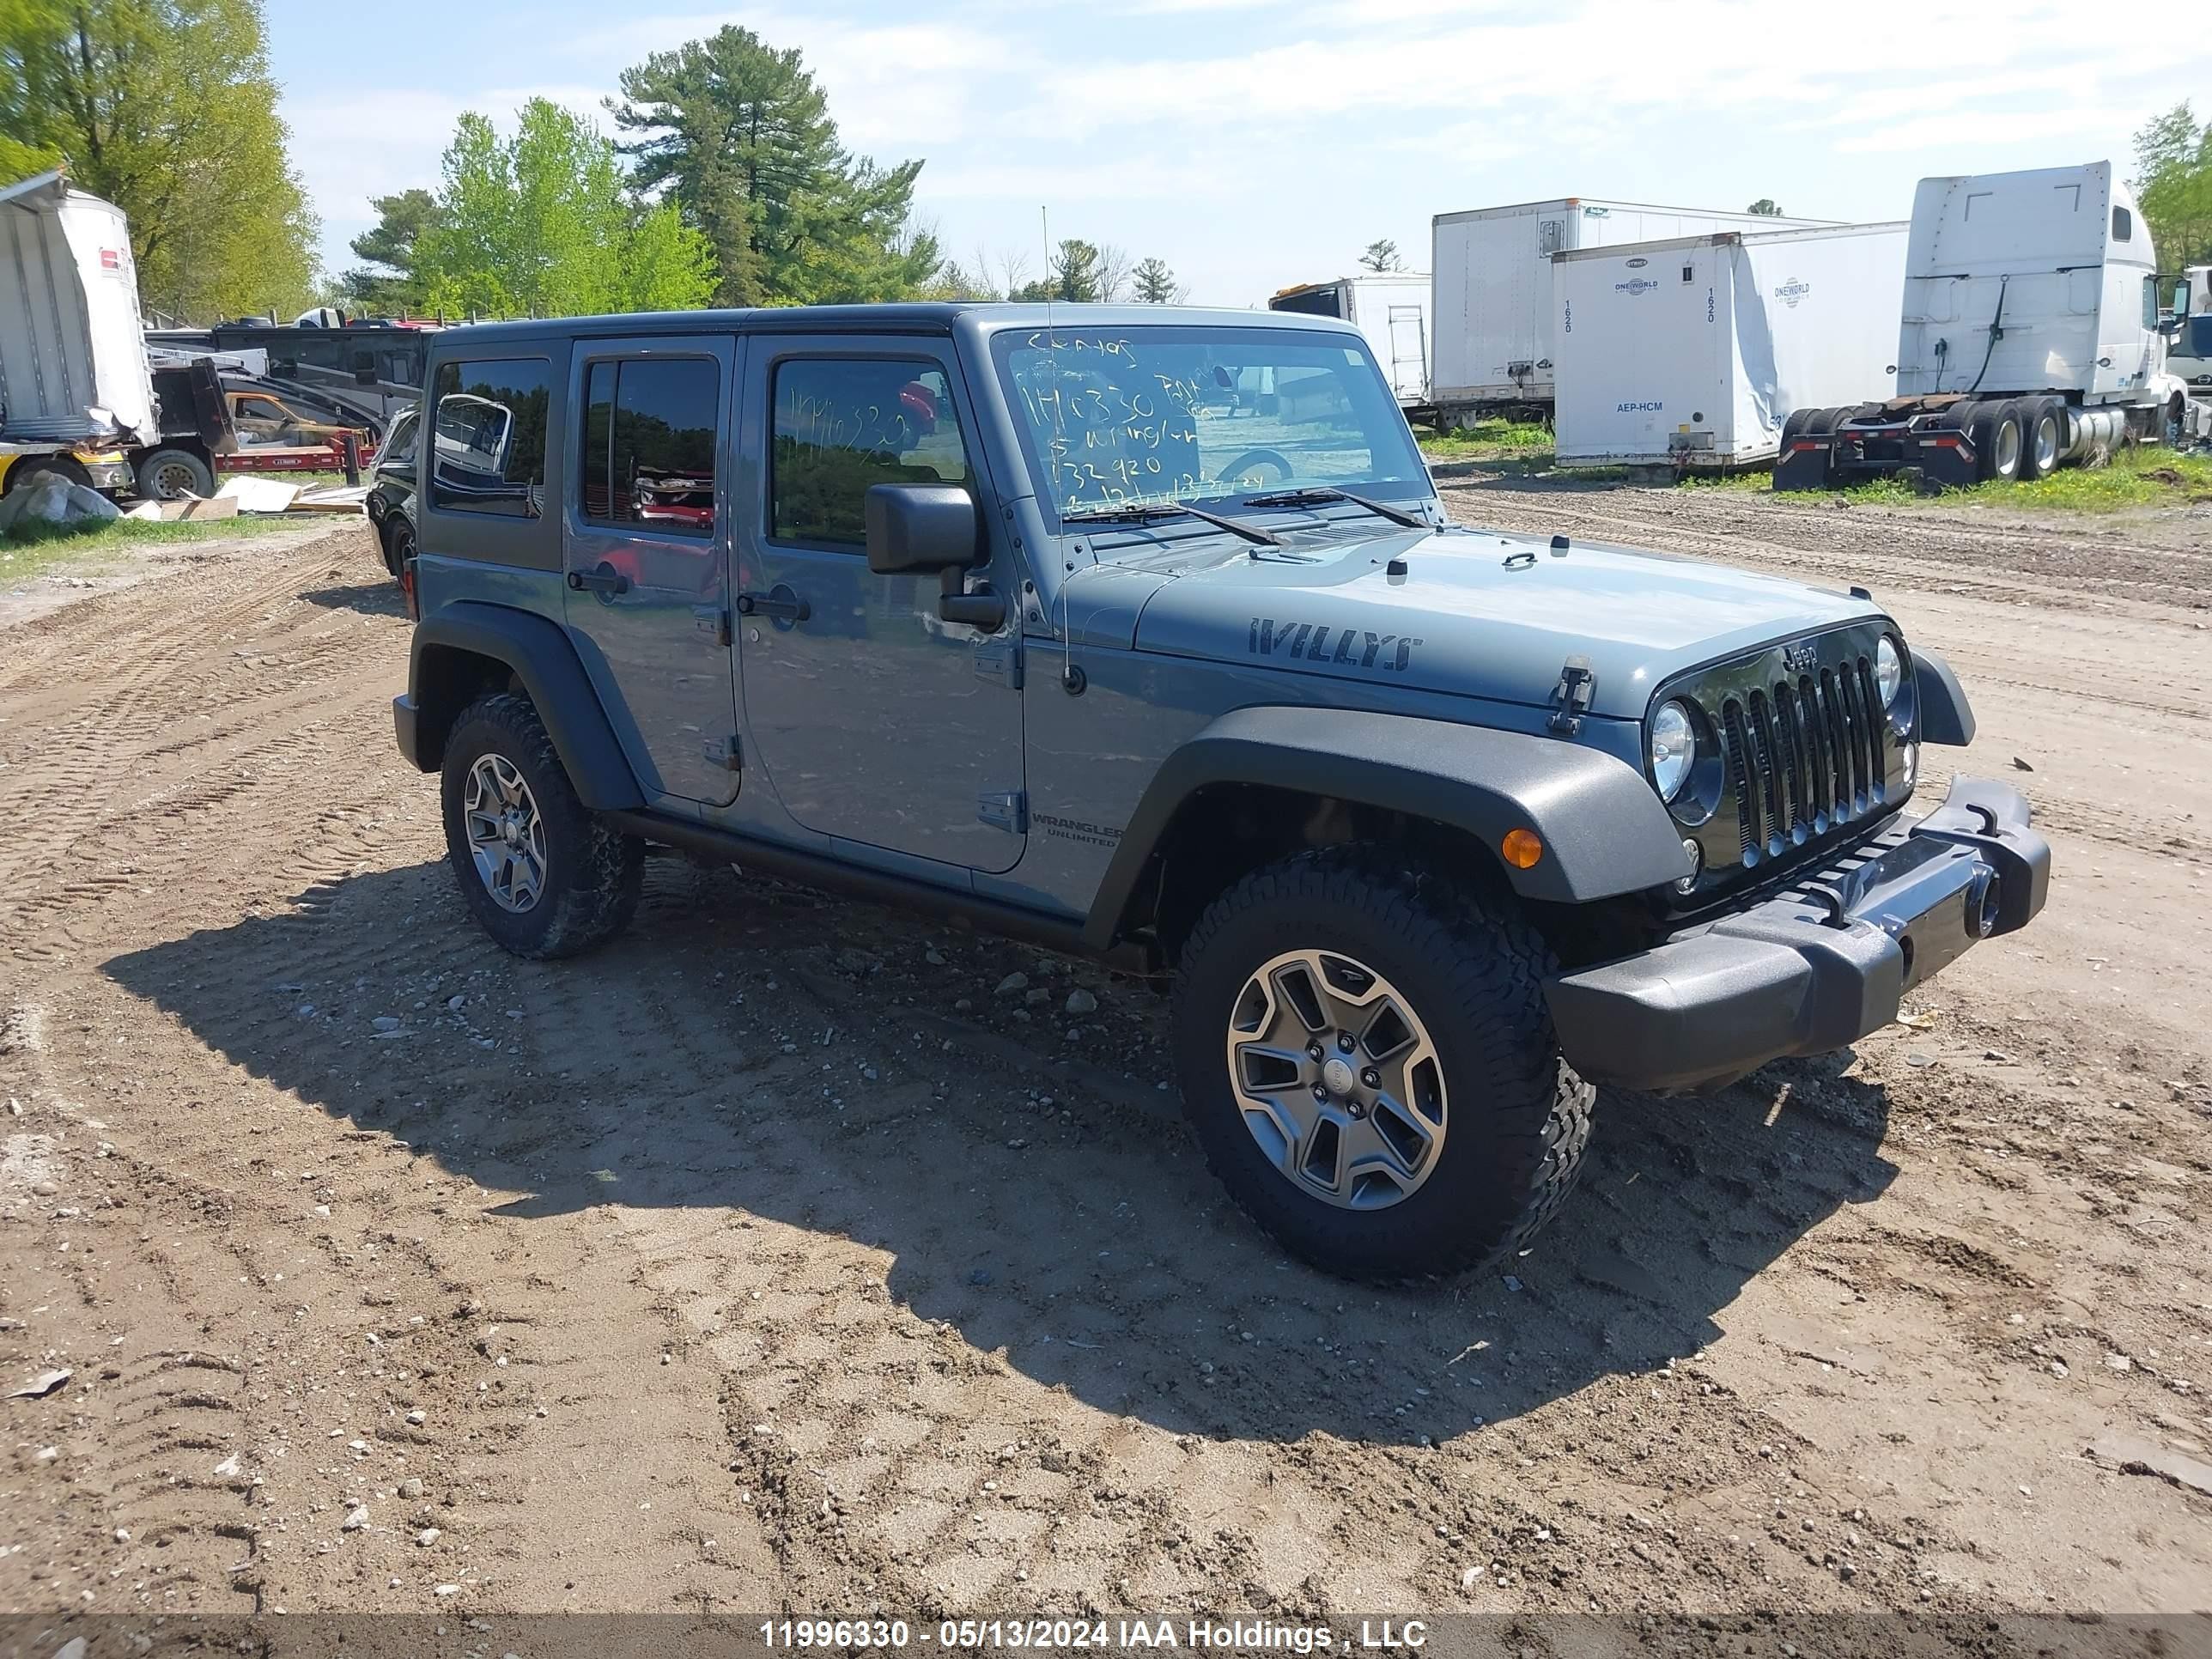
top-left (430, 358), bottom-right (552, 518)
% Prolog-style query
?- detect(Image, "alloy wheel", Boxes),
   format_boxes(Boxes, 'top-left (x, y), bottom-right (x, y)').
top-left (1224, 949), bottom-right (1449, 1211)
top-left (1995, 419), bottom-right (2021, 477)
top-left (464, 753), bottom-right (546, 913)
top-left (2031, 412), bottom-right (2059, 473)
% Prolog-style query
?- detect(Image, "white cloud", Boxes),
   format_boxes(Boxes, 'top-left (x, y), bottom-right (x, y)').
top-left (282, 0), bottom-right (2212, 302)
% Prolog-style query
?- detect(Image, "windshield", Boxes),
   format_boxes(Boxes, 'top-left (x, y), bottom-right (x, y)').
top-left (992, 325), bottom-right (1427, 520)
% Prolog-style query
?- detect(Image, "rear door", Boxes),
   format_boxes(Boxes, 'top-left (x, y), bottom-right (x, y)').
top-left (561, 333), bottom-right (740, 807)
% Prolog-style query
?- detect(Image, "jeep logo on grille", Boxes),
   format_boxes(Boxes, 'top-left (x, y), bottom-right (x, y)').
top-left (1781, 641), bottom-right (1820, 673)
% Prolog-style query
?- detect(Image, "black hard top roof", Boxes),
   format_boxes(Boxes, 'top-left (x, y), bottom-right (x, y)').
top-left (425, 301), bottom-right (1360, 351)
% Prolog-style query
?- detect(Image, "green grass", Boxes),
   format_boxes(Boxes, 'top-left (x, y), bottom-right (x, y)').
top-left (1419, 417), bottom-right (1557, 467)
top-left (1680, 445), bottom-right (2212, 513)
top-left (0, 510), bottom-right (317, 584)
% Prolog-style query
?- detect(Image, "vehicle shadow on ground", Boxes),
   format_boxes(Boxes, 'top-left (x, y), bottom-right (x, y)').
top-left (105, 859), bottom-right (1899, 1444)
top-left (300, 579), bottom-right (407, 618)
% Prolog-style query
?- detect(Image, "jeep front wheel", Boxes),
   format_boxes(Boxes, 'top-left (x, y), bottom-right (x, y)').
top-left (439, 692), bottom-right (643, 959)
top-left (1171, 848), bottom-right (1594, 1281)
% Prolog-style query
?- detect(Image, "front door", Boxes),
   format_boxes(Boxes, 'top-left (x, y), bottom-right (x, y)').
top-left (559, 333), bottom-right (739, 806)
top-left (735, 337), bottom-right (1025, 873)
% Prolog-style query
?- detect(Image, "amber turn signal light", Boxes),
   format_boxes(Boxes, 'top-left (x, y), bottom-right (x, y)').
top-left (1501, 828), bottom-right (1543, 869)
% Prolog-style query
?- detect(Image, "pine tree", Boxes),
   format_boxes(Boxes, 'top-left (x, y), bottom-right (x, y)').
top-left (340, 190), bottom-right (443, 313)
top-left (1048, 239), bottom-right (1103, 301)
top-left (607, 24), bottom-right (939, 306)
top-left (1131, 257), bottom-right (1178, 303)
top-left (1358, 239), bottom-right (1402, 272)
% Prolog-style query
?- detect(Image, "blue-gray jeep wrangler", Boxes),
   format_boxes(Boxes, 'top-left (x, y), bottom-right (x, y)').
top-left (391, 304), bottom-right (2050, 1280)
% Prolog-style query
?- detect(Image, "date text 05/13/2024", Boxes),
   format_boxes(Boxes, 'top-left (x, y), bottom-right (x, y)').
top-left (757, 1620), bottom-right (1431, 1651)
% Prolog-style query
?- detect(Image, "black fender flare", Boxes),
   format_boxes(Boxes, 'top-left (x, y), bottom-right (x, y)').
top-left (406, 601), bottom-right (644, 811)
top-left (1080, 705), bottom-right (1691, 950)
top-left (1912, 647), bottom-right (1975, 747)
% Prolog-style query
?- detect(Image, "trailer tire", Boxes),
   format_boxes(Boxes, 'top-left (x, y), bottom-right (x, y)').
top-left (1970, 402), bottom-right (2024, 483)
top-left (2016, 398), bottom-right (2063, 482)
top-left (135, 447), bottom-right (216, 502)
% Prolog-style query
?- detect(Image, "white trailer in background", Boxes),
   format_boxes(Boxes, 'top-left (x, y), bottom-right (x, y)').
top-left (1777, 162), bottom-right (2196, 489)
top-left (0, 167), bottom-right (157, 493)
top-left (1429, 198), bottom-right (1834, 420)
top-left (1551, 221), bottom-right (1908, 471)
top-left (1267, 274), bottom-right (1431, 408)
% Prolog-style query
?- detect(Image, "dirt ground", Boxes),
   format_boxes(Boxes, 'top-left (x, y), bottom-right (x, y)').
top-left (2, 483), bottom-right (2209, 1639)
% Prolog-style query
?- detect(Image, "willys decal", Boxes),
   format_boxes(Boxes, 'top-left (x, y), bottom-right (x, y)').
top-left (1248, 618), bottom-right (1422, 672)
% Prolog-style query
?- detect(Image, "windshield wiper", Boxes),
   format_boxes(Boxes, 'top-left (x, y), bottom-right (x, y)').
top-left (1237, 486), bottom-right (1428, 530)
top-left (1060, 500), bottom-right (1283, 547)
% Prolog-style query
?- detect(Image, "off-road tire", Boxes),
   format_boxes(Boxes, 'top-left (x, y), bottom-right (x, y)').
top-left (440, 692), bottom-right (642, 959)
top-left (1170, 848), bottom-right (1595, 1281)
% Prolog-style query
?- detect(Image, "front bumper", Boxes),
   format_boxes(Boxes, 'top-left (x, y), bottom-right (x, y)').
top-left (1544, 776), bottom-right (2050, 1093)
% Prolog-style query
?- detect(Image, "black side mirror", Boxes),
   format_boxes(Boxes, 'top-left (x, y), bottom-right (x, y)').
top-left (865, 483), bottom-right (976, 573)
top-left (863, 483), bottom-right (1003, 629)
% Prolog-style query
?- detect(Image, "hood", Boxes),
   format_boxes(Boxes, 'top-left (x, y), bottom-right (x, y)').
top-left (1128, 525), bottom-right (1881, 720)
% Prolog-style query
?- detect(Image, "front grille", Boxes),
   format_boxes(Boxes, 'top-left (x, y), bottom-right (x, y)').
top-left (1667, 624), bottom-right (1904, 897)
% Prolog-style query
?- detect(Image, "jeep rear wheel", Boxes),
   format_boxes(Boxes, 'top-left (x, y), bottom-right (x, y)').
top-left (440, 692), bottom-right (643, 959)
top-left (1171, 848), bottom-right (1594, 1281)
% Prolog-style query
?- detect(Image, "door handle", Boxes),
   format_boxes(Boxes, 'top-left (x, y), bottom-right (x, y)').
top-left (567, 562), bottom-right (631, 597)
top-left (736, 586), bottom-right (810, 623)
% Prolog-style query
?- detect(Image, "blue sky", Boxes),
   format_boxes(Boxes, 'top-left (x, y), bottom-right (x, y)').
top-left (271, 1), bottom-right (2212, 307)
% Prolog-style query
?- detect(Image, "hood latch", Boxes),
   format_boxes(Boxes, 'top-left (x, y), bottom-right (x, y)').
top-left (1549, 655), bottom-right (1595, 737)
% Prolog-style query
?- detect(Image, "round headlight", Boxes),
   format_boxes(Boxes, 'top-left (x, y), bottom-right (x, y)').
top-left (1649, 700), bottom-right (1696, 802)
top-left (1876, 635), bottom-right (1905, 708)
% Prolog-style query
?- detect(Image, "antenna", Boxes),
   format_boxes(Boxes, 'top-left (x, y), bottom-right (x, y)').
top-left (1038, 201), bottom-right (1090, 690)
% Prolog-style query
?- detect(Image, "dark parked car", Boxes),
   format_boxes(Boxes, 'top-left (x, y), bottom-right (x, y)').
top-left (365, 403), bottom-right (419, 580)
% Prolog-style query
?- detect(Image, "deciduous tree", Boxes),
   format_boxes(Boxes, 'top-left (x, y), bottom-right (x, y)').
top-left (0, 0), bottom-right (319, 321)
top-left (412, 100), bottom-right (715, 319)
top-left (2133, 103), bottom-right (2212, 269)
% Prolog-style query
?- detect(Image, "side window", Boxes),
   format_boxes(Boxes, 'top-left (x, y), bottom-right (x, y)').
top-left (2112, 206), bottom-right (2132, 243)
top-left (430, 357), bottom-right (551, 517)
top-left (381, 408), bottom-right (419, 467)
top-left (770, 358), bottom-right (969, 548)
top-left (580, 356), bottom-right (719, 538)
top-left (2143, 274), bottom-right (2160, 331)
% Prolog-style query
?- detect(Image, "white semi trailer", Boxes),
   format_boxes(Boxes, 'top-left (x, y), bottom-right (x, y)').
top-left (1429, 197), bottom-right (1833, 421)
top-left (1551, 220), bottom-right (1908, 471)
top-left (0, 168), bottom-right (156, 495)
top-left (1266, 274), bottom-right (1431, 409)
top-left (1775, 162), bottom-right (2194, 490)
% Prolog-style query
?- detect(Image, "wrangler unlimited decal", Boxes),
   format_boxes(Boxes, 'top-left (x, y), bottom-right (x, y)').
top-left (1247, 618), bottom-right (1423, 672)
